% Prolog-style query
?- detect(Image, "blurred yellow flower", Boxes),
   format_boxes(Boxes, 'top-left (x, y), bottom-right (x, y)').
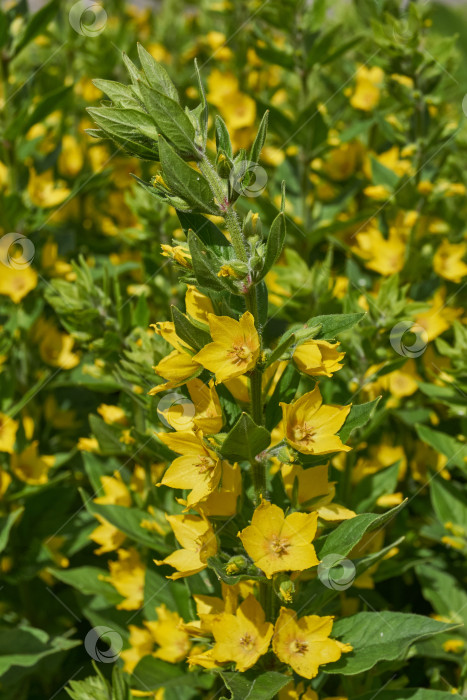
top-left (11, 442), bottom-right (55, 485)
top-left (433, 240), bottom-right (467, 283)
top-left (0, 264), bottom-right (38, 303)
top-left (104, 548), bottom-right (145, 610)
top-left (0, 413), bottom-right (18, 454)
top-left (350, 65), bottom-right (384, 111)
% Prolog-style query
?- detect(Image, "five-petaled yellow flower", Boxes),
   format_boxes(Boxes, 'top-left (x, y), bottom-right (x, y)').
top-left (281, 386), bottom-right (351, 455)
top-left (238, 500), bottom-right (319, 578)
top-left (193, 311), bottom-right (260, 383)
top-left (157, 430), bottom-right (222, 509)
top-left (273, 607), bottom-right (352, 679)
top-left (211, 595), bottom-right (274, 671)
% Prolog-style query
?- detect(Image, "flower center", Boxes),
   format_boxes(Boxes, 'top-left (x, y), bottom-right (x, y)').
top-left (240, 633), bottom-right (255, 650)
top-left (231, 343), bottom-right (251, 364)
top-left (293, 422), bottom-right (315, 443)
top-left (290, 639), bottom-right (308, 655)
top-left (270, 535), bottom-right (290, 557)
top-left (196, 456), bottom-right (215, 474)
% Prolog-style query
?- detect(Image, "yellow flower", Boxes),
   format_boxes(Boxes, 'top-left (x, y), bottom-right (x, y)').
top-left (193, 312), bottom-right (260, 383)
top-left (322, 141), bottom-right (363, 181)
top-left (293, 340), bottom-right (345, 377)
top-left (281, 386), bottom-right (351, 455)
top-left (11, 442), bottom-right (55, 484)
top-left (352, 227), bottom-right (405, 276)
top-left (90, 516), bottom-right (126, 555)
top-left (157, 430), bottom-right (222, 509)
top-left (0, 468), bottom-right (12, 498)
top-left (155, 513), bottom-right (217, 580)
top-left (443, 639), bottom-right (464, 653)
top-left (185, 285), bottom-right (214, 324)
top-left (27, 168), bottom-right (70, 208)
top-left (414, 287), bottom-right (463, 342)
top-left (58, 135), bottom-right (84, 177)
top-left (97, 404), bottom-right (128, 425)
top-left (121, 625), bottom-right (154, 673)
top-left (159, 379), bottom-right (223, 434)
top-left (33, 318), bottom-right (79, 369)
top-left (196, 461), bottom-right (242, 517)
top-left (273, 607), bottom-right (352, 679)
top-left (281, 463), bottom-right (355, 521)
top-left (95, 472), bottom-right (131, 506)
top-left (145, 604), bottom-right (191, 663)
top-left (238, 500), bottom-right (319, 578)
top-left (279, 682), bottom-right (318, 700)
top-left (211, 595), bottom-right (273, 671)
top-left (363, 184), bottom-right (392, 200)
top-left (0, 413), bottom-right (18, 454)
top-left (0, 265), bottom-right (38, 303)
top-left (433, 240), bottom-right (467, 284)
top-left (350, 65), bottom-right (384, 111)
top-left (104, 548), bottom-right (145, 610)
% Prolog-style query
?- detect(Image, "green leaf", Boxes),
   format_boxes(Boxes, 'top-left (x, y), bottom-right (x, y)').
top-left (47, 566), bottom-right (123, 604)
top-left (326, 612), bottom-right (457, 675)
top-left (187, 230), bottom-right (226, 291)
top-left (416, 424), bottom-right (467, 472)
top-left (339, 398), bottom-right (381, 443)
top-left (307, 312), bottom-right (366, 339)
top-left (352, 462), bottom-right (400, 512)
top-left (0, 507), bottom-right (23, 553)
top-left (416, 564), bottom-right (467, 628)
top-left (131, 656), bottom-right (203, 690)
top-left (0, 626), bottom-right (80, 676)
top-left (171, 305), bottom-right (211, 351)
top-left (139, 82), bottom-right (197, 158)
top-left (259, 212), bottom-right (286, 279)
top-left (87, 107), bottom-right (159, 159)
top-left (88, 415), bottom-right (125, 455)
top-left (221, 413), bottom-right (271, 462)
top-left (81, 492), bottom-right (171, 553)
top-left (217, 670), bottom-right (291, 700)
top-left (12, 0), bottom-right (58, 56)
top-left (194, 58), bottom-right (208, 146)
top-left (248, 110), bottom-right (269, 166)
top-left (215, 115), bottom-right (233, 159)
top-left (263, 332), bottom-right (296, 369)
top-left (356, 690), bottom-right (460, 700)
top-left (370, 156), bottom-right (399, 188)
top-left (177, 211), bottom-right (230, 248)
top-left (137, 43), bottom-right (179, 102)
top-left (92, 79), bottom-right (141, 109)
top-left (317, 501), bottom-right (406, 559)
top-left (159, 136), bottom-right (216, 213)
top-left (430, 477), bottom-right (467, 529)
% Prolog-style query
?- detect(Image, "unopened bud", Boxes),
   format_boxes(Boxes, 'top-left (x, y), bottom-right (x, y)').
top-left (243, 211), bottom-right (262, 239)
top-left (217, 153), bottom-right (232, 179)
top-left (225, 555), bottom-right (248, 575)
top-left (274, 574), bottom-right (296, 603)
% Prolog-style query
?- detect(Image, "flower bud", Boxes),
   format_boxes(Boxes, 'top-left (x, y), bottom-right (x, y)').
top-left (243, 211), bottom-right (262, 239)
top-left (216, 153), bottom-right (232, 179)
top-left (225, 555), bottom-right (248, 575)
top-left (274, 574), bottom-right (296, 603)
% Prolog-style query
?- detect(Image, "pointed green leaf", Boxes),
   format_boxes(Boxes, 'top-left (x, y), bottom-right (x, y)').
top-left (259, 211), bottom-right (286, 279)
top-left (218, 670), bottom-right (291, 700)
top-left (159, 136), bottom-right (216, 213)
top-left (215, 115), bottom-right (233, 159)
top-left (171, 305), bottom-right (211, 351)
top-left (187, 230), bottom-right (226, 291)
top-left (307, 312), bottom-right (366, 339)
top-left (137, 43), bottom-right (179, 102)
top-left (339, 397), bottom-right (381, 443)
top-left (139, 82), bottom-right (198, 158)
top-left (416, 423), bottom-right (467, 472)
top-left (221, 413), bottom-right (271, 462)
top-left (249, 110), bottom-right (269, 166)
top-left (326, 612), bottom-right (457, 675)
